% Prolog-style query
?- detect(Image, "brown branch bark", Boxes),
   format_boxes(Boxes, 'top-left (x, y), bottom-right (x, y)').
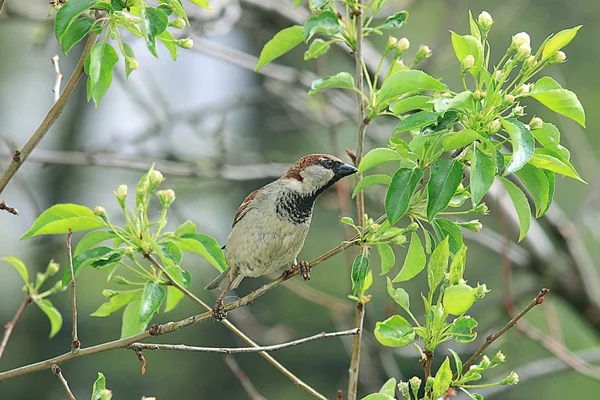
top-left (0, 293), bottom-right (30, 360)
top-left (51, 364), bottom-right (76, 400)
top-left (66, 229), bottom-right (79, 351)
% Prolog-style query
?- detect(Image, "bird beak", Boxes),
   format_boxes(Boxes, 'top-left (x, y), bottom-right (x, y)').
top-left (335, 163), bottom-right (358, 178)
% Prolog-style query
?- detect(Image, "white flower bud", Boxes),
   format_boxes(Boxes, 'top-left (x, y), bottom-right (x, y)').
top-left (413, 44), bottom-right (432, 65)
top-left (516, 84), bottom-right (531, 95)
top-left (502, 371), bottom-right (519, 385)
top-left (478, 11), bottom-right (493, 31)
top-left (45, 260), bottom-right (60, 276)
top-left (511, 32), bottom-right (530, 48)
top-left (461, 54), bottom-right (475, 70)
top-left (391, 235), bottom-right (407, 245)
top-left (114, 184), bottom-right (128, 208)
top-left (550, 50), bottom-right (567, 64)
top-left (490, 119), bottom-right (501, 133)
top-left (156, 189), bottom-right (176, 209)
top-left (177, 37), bottom-right (194, 49)
top-left (524, 55), bottom-right (536, 70)
top-left (492, 351), bottom-right (506, 366)
top-left (504, 94), bottom-right (516, 104)
top-left (149, 170), bottom-right (164, 188)
top-left (385, 36), bottom-right (398, 53)
top-left (529, 117), bottom-right (543, 129)
top-left (94, 206), bottom-right (107, 219)
top-left (170, 17), bottom-right (186, 29)
top-left (396, 37), bottom-right (410, 54)
top-left (516, 43), bottom-right (531, 61)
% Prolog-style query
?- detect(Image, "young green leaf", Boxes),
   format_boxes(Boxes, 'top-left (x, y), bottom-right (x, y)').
top-left (352, 174), bottom-right (392, 199)
top-left (164, 264), bottom-right (186, 312)
top-left (531, 122), bottom-right (561, 153)
top-left (499, 177), bottom-right (531, 242)
top-left (177, 233), bottom-right (228, 272)
top-left (55, 0), bottom-right (97, 40)
top-left (62, 246), bottom-right (114, 287)
top-left (541, 26), bottom-right (581, 61)
top-left (393, 233), bottom-right (426, 282)
top-left (309, 0), bottom-right (333, 11)
top-left (304, 38), bottom-right (330, 60)
top-left (450, 32), bottom-right (483, 76)
top-left (379, 11), bottom-right (408, 30)
top-left (1, 256), bottom-right (29, 283)
top-left (189, 0), bottom-right (212, 10)
top-left (157, 30), bottom-right (178, 61)
top-left (393, 111), bottom-right (439, 134)
top-left (377, 244), bottom-right (396, 275)
top-left (515, 164), bottom-right (550, 217)
top-left (433, 357), bottom-right (453, 399)
top-left (468, 10), bottom-right (481, 40)
top-left (374, 315), bottom-right (415, 347)
top-left (35, 299), bottom-right (62, 338)
top-left (91, 290), bottom-right (142, 317)
top-left (432, 219), bottom-right (463, 254)
top-left (471, 146), bottom-right (494, 205)
top-left (362, 394), bottom-right (394, 400)
top-left (442, 129), bottom-right (482, 151)
top-left (446, 91), bottom-right (476, 114)
top-left (542, 170), bottom-right (555, 215)
top-left (357, 148), bottom-right (402, 174)
top-left (176, 220), bottom-right (197, 237)
top-left (303, 11), bottom-right (342, 42)
top-left (386, 277), bottom-right (409, 311)
top-left (138, 281), bottom-right (166, 322)
top-left (21, 204), bottom-right (106, 239)
top-left (91, 372), bottom-right (108, 400)
top-left (161, 241), bottom-right (183, 265)
top-left (427, 236), bottom-right (449, 291)
top-left (450, 315), bottom-right (478, 343)
top-left (351, 255), bottom-right (369, 296)
top-left (386, 166), bottom-right (424, 224)
top-left (256, 25), bottom-right (304, 70)
top-left (121, 299), bottom-right (147, 338)
top-left (379, 377), bottom-right (397, 396)
top-left (88, 42), bottom-right (119, 106)
top-left (501, 118), bottom-right (534, 174)
top-left (530, 77), bottom-right (585, 127)
top-left (448, 245), bottom-right (467, 285)
top-left (141, 6), bottom-right (169, 58)
top-left (74, 230), bottom-right (116, 257)
top-left (308, 72), bottom-right (355, 95)
top-left (377, 70), bottom-right (447, 109)
top-left (426, 158), bottom-right (463, 221)
top-left (529, 149), bottom-right (585, 183)
top-left (390, 95), bottom-right (433, 115)
top-left (60, 17), bottom-right (95, 55)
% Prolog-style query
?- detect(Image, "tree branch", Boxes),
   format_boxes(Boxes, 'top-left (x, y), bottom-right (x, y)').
top-left (0, 293), bottom-right (30, 360)
top-left (51, 364), bottom-right (76, 400)
top-left (0, 33), bottom-right (97, 196)
top-left (66, 229), bottom-right (79, 351)
top-left (51, 55), bottom-right (63, 104)
top-left (224, 355), bottom-right (266, 400)
top-left (0, 200), bottom-right (19, 215)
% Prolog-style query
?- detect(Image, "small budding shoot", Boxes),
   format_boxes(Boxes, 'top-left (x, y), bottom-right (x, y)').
top-left (391, 234), bottom-right (407, 245)
top-left (478, 11), bottom-right (494, 31)
top-left (398, 381), bottom-right (410, 399)
top-left (45, 260), bottom-right (60, 276)
top-left (149, 170), bottom-right (165, 188)
top-left (409, 376), bottom-right (421, 398)
top-left (114, 184), bottom-right (128, 207)
top-left (127, 58), bottom-right (139, 71)
top-left (492, 351), bottom-right (506, 366)
top-left (413, 44), bottom-right (432, 64)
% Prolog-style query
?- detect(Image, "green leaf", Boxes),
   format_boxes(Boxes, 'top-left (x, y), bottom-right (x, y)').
top-left (164, 265), bottom-right (186, 312)
top-left (91, 372), bottom-right (107, 400)
top-left (55, 0), bottom-right (97, 40)
top-left (91, 289), bottom-right (142, 317)
top-left (386, 166), bottom-right (423, 224)
top-left (379, 377), bottom-right (397, 396)
top-left (529, 148), bottom-right (584, 183)
top-left (161, 241), bottom-right (183, 265)
top-left (379, 11), bottom-right (408, 30)
top-left (308, 72), bottom-right (355, 95)
top-left (141, 6), bottom-right (169, 58)
top-left (448, 245), bottom-right (467, 285)
top-left (176, 220), bottom-right (196, 237)
top-left (471, 146), bottom-right (494, 205)
top-left (120, 42), bottom-right (137, 79)
top-left (351, 255), bottom-right (369, 295)
top-left (2, 256), bottom-right (29, 283)
top-left (390, 95), bottom-right (433, 115)
top-left (442, 129), bottom-right (482, 151)
top-left (138, 281), bottom-right (166, 322)
top-left (378, 70), bottom-right (447, 109)
top-left (543, 170), bottom-right (555, 215)
top-left (542, 26), bottom-right (581, 61)
top-left (501, 118), bottom-right (534, 174)
top-left (60, 17), bottom-right (94, 55)
top-left (426, 158), bottom-right (463, 221)
top-left (432, 219), bottom-right (463, 254)
top-left (88, 42), bottom-right (119, 106)
top-left (303, 11), bottom-right (342, 42)
top-left (446, 91), bottom-right (476, 114)
top-left (433, 357), bottom-right (452, 399)
top-left (499, 177), bottom-right (531, 242)
top-left (386, 277), bottom-right (409, 311)
top-left (362, 394), bottom-right (394, 400)
top-left (352, 174), bottom-right (392, 199)
top-left (35, 299), bottom-right (62, 338)
top-left (304, 38), bottom-right (330, 60)
top-left (309, 0), bottom-right (332, 11)
top-left (531, 122), bottom-right (562, 154)
top-left (62, 246), bottom-right (114, 287)
top-left (530, 77), bottom-right (585, 127)
top-left (374, 315), bottom-right (415, 347)
top-left (393, 233), bottom-right (426, 282)
top-left (377, 244), bottom-right (395, 275)
top-left (357, 148), bottom-right (402, 174)
top-left (21, 204), bottom-right (105, 239)
top-left (189, 0), bottom-right (212, 10)
top-left (293, 0), bottom-right (303, 8)
top-left (450, 32), bottom-right (483, 77)
top-left (74, 230), bottom-right (116, 257)
top-left (177, 233), bottom-right (228, 272)
top-left (423, 229), bottom-right (435, 254)
top-left (468, 10), bottom-right (481, 40)
top-left (121, 300), bottom-right (147, 338)
top-left (449, 348), bottom-right (463, 377)
top-left (428, 236), bottom-right (449, 291)
top-left (164, 0), bottom-right (188, 23)
top-left (450, 315), bottom-right (478, 343)
top-left (256, 25), bottom-right (304, 70)
top-left (515, 164), bottom-right (550, 217)
top-left (393, 111), bottom-right (439, 134)
top-left (157, 30), bottom-right (177, 61)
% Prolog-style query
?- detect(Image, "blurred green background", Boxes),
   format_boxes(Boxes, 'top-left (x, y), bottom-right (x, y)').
top-left (1, 0), bottom-right (600, 399)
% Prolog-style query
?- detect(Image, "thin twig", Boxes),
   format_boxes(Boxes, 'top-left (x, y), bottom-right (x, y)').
top-left (66, 229), bottom-right (79, 351)
top-left (0, 200), bottom-right (19, 215)
top-left (128, 329), bottom-right (359, 354)
top-left (458, 288), bottom-right (550, 375)
top-left (0, 293), bottom-right (30, 360)
top-left (224, 355), bottom-right (266, 400)
top-left (51, 55), bottom-right (63, 104)
top-left (0, 33), bottom-right (97, 195)
top-left (51, 364), bottom-right (76, 400)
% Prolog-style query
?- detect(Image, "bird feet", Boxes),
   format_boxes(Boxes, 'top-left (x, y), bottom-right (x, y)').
top-left (212, 299), bottom-right (227, 321)
top-left (284, 260), bottom-right (311, 281)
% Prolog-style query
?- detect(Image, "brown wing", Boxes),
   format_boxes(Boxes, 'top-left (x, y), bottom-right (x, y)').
top-left (232, 190), bottom-right (258, 228)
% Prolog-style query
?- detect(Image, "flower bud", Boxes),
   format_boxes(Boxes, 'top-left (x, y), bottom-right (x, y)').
top-left (385, 36), bottom-right (398, 53)
top-left (45, 260), bottom-right (60, 277)
top-left (474, 283), bottom-right (490, 300)
top-left (395, 37), bottom-right (410, 55)
top-left (512, 105), bottom-right (525, 117)
top-left (126, 58), bottom-right (139, 71)
top-left (549, 50), bottom-right (566, 64)
top-left (149, 170), bottom-right (164, 188)
top-left (405, 222), bottom-right (419, 233)
top-left (391, 234), bottom-right (407, 246)
top-left (35, 272), bottom-right (45, 288)
top-left (458, 219), bottom-right (483, 232)
top-left (94, 206), bottom-right (107, 220)
top-left (516, 84), bottom-right (531, 96)
top-left (102, 289), bottom-right (118, 298)
top-left (424, 376), bottom-right (435, 393)
top-left (516, 43), bottom-right (531, 61)
top-left (156, 189), bottom-right (176, 209)
top-left (490, 119), bottom-right (501, 133)
top-left (504, 94), bottom-right (516, 104)
top-left (98, 389), bottom-right (113, 400)
top-left (511, 32), bottom-right (530, 49)
top-left (125, 246), bottom-right (136, 256)
top-left (461, 54), bottom-right (475, 70)
top-left (491, 351), bottom-right (506, 366)
top-left (409, 376), bottom-right (421, 394)
top-left (524, 55), bottom-right (536, 70)
top-left (413, 44), bottom-right (432, 65)
top-left (473, 90), bottom-right (482, 100)
top-left (370, 223), bottom-right (381, 233)
top-left (177, 37), bottom-right (194, 49)
top-left (114, 184), bottom-right (128, 208)
top-left (478, 11), bottom-right (493, 31)
top-left (502, 371), bottom-right (519, 385)
top-left (169, 17), bottom-right (186, 29)
top-left (473, 203), bottom-right (489, 215)
top-left (529, 117), bottom-right (543, 130)
top-left (397, 381), bottom-right (410, 398)
top-left (479, 355), bottom-right (491, 369)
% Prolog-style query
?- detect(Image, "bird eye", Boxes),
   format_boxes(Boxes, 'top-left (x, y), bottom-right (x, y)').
top-left (322, 159), bottom-right (334, 168)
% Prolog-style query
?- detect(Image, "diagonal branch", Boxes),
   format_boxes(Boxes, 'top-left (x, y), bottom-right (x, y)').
top-left (224, 355), bottom-right (266, 400)
top-left (67, 229), bottom-right (79, 351)
top-left (0, 293), bottom-right (30, 360)
top-left (51, 364), bottom-right (76, 400)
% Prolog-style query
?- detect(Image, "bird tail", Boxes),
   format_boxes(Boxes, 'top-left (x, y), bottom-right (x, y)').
top-left (205, 268), bottom-right (230, 290)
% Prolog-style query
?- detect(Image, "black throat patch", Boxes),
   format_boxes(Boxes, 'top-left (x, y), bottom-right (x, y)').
top-left (276, 190), bottom-right (318, 224)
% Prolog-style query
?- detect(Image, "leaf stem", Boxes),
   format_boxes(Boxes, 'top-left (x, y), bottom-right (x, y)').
top-left (66, 229), bottom-right (80, 351)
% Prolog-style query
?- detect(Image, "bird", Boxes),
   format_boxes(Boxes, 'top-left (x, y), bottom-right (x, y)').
top-left (206, 154), bottom-right (358, 319)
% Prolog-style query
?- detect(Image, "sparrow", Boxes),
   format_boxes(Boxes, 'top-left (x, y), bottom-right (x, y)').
top-left (206, 154), bottom-right (358, 319)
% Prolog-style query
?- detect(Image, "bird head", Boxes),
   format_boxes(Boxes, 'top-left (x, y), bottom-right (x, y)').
top-left (284, 154), bottom-right (358, 195)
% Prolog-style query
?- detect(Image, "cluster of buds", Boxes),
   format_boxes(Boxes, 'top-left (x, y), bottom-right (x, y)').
top-left (386, 36), bottom-right (410, 57)
top-left (473, 90), bottom-right (486, 100)
top-left (511, 32), bottom-right (532, 61)
top-left (45, 260), bottom-right (60, 277)
top-left (397, 381), bottom-right (410, 399)
top-left (126, 58), bottom-right (139, 72)
top-left (501, 371), bottom-right (520, 385)
top-left (491, 351), bottom-right (506, 367)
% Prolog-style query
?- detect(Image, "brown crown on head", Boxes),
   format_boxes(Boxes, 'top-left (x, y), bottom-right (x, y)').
top-left (284, 154), bottom-right (341, 181)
